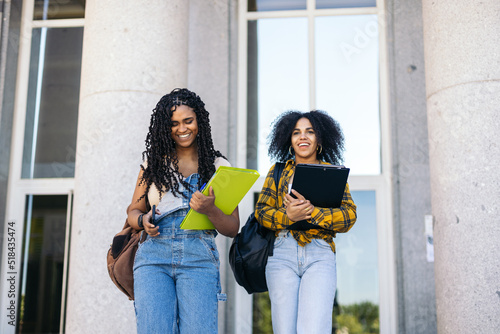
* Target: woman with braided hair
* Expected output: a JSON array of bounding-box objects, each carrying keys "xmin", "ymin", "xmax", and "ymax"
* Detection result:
[{"xmin": 127, "ymin": 88, "xmax": 239, "ymax": 333}]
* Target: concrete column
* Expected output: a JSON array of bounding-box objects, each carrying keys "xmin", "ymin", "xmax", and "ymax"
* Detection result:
[
  {"xmin": 422, "ymin": 1, "xmax": 500, "ymax": 333},
  {"xmin": 387, "ymin": 0, "xmax": 436, "ymax": 332},
  {"xmin": 187, "ymin": 0, "xmax": 232, "ymax": 153},
  {"xmin": 185, "ymin": 2, "xmax": 237, "ymax": 332},
  {"xmin": 66, "ymin": 1, "xmax": 188, "ymax": 333}
]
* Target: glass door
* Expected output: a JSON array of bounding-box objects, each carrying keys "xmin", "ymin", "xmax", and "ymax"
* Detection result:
[
  {"xmin": 334, "ymin": 190, "xmax": 379, "ymax": 332},
  {"xmin": 238, "ymin": 0, "xmax": 396, "ymax": 333},
  {"xmin": 0, "ymin": 1, "xmax": 84, "ymax": 333},
  {"xmin": 1, "ymin": 191, "xmax": 73, "ymax": 334},
  {"xmin": 18, "ymin": 194, "xmax": 73, "ymax": 333}
]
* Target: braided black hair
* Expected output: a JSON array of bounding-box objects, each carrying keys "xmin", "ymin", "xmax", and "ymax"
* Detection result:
[
  {"xmin": 267, "ymin": 110, "xmax": 345, "ymax": 165},
  {"xmin": 140, "ymin": 88, "xmax": 224, "ymax": 199}
]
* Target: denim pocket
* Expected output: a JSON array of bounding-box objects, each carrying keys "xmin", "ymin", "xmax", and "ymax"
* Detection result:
[
  {"xmin": 199, "ymin": 237, "xmax": 220, "ymax": 266},
  {"xmin": 312, "ymin": 238, "xmax": 331, "ymax": 249},
  {"xmin": 138, "ymin": 233, "xmax": 154, "ymax": 248},
  {"xmin": 273, "ymin": 234, "xmax": 286, "ymax": 248}
]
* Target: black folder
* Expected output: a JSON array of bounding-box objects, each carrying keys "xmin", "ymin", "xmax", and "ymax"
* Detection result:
[
  {"xmin": 287, "ymin": 164, "xmax": 350, "ymax": 231},
  {"xmin": 291, "ymin": 164, "xmax": 350, "ymax": 209}
]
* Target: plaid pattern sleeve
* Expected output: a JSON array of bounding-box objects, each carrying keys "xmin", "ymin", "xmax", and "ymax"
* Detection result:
[
  {"xmin": 294, "ymin": 176, "xmax": 357, "ymax": 251},
  {"xmin": 255, "ymin": 160, "xmax": 357, "ymax": 252},
  {"xmin": 309, "ymin": 182, "xmax": 357, "ymax": 233},
  {"xmin": 254, "ymin": 163, "xmax": 293, "ymax": 231}
]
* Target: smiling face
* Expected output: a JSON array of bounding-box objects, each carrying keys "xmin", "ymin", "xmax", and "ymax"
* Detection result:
[
  {"xmin": 291, "ymin": 117, "xmax": 319, "ymax": 164},
  {"xmin": 170, "ymin": 105, "xmax": 198, "ymax": 150}
]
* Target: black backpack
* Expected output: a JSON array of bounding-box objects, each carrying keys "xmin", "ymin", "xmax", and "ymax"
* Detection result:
[{"xmin": 229, "ymin": 163, "xmax": 284, "ymax": 294}]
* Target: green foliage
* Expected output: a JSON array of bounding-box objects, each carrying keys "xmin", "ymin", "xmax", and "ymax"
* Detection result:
[
  {"xmin": 334, "ymin": 301, "xmax": 379, "ymax": 334},
  {"xmin": 252, "ymin": 292, "xmax": 273, "ymax": 334},
  {"xmin": 336, "ymin": 314, "xmax": 364, "ymax": 333},
  {"xmin": 251, "ymin": 292, "xmax": 380, "ymax": 334}
]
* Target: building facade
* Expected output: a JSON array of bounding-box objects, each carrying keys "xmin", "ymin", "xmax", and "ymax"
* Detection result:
[{"xmin": 0, "ymin": 1, "xmax": 498, "ymax": 333}]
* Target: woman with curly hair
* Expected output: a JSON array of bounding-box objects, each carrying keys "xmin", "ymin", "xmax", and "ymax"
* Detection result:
[
  {"xmin": 127, "ymin": 88, "xmax": 239, "ymax": 333},
  {"xmin": 255, "ymin": 110, "xmax": 357, "ymax": 333}
]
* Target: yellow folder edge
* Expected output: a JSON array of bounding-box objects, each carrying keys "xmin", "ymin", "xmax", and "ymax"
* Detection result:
[{"xmin": 180, "ymin": 166, "xmax": 260, "ymax": 230}]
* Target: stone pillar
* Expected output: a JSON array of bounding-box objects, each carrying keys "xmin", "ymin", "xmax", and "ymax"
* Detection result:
[
  {"xmin": 187, "ymin": 0, "xmax": 232, "ymax": 153},
  {"xmin": 65, "ymin": 1, "xmax": 189, "ymax": 333},
  {"xmin": 387, "ymin": 0, "xmax": 437, "ymax": 332},
  {"xmin": 422, "ymin": 1, "xmax": 500, "ymax": 333},
  {"xmin": 185, "ymin": 2, "xmax": 237, "ymax": 332}
]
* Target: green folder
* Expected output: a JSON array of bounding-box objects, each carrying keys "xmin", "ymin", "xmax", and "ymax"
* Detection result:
[{"xmin": 180, "ymin": 166, "xmax": 260, "ymax": 230}]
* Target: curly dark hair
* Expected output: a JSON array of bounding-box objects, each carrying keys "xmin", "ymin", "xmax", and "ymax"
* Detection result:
[
  {"xmin": 140, "ymin": 88, "xmax": 224, "ymax": 199},
  {"xmin": 267, "ymin": 110, "xmax": 345, "ymax": 165}
]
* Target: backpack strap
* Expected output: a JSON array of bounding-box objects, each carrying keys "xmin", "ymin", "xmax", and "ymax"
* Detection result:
[
  {"xmin": 267, "ymin": 162, "xmax": 285, "ymax": 257},
  {"xmin": 272, "ymin": 162, "xmax": 285, "ymax": 187}
]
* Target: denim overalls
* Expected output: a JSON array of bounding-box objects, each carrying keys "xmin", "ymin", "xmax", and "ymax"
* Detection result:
[{"xmin": 133, "ymin": 174, "xmax": 225, "ymax": 334}]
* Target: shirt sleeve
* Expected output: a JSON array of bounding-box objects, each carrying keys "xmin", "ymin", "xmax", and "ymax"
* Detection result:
[
  {"xmin": 308, "ymin": 182, "xmax": 357, "ymax": 233},
  {"xmin": 214, "ymin": 157, "xmax": 231, "ymax": 169},
  {"xmin": 254, "ymin": 164, "xmax": 293, "ymax": 230}
]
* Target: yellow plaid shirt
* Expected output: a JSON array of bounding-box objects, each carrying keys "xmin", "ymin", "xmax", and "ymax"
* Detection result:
[{"xmin": 255, "ymin": 160, "xmax": 357, "ymax": 253}]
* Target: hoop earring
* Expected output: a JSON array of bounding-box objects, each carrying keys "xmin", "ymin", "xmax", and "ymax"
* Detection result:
[
  {"xmin": 289, "ymin": 146, "xmax": 294, "ymax": 156},
  {"xmin": 317, "ymin": 145, "xmax": 323, "ymax": 154}
]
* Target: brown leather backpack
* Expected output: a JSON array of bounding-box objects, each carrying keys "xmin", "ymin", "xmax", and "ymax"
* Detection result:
[{"xmin": 106, "ymin": 219, "xmax": 146, "ymax": 300}]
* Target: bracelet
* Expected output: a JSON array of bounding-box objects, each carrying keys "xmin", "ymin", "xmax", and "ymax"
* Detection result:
[{"xmin": 137, "ymin": 213, "xmax": 145, "ymax": 229}]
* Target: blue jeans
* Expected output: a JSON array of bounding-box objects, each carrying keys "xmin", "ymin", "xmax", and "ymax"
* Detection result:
[
  {"xmin": 133, "ymin": 209, "xmax": 225, "ymax": 334},
  {"xmin": 266, "ymin": 231, "xmax": 337, "ymax": 334}
]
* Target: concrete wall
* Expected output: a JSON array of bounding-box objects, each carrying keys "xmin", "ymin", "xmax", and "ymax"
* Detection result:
[
  {"xmin": 387, "ymin": 0, "xmax": 437, "ymax": 333},
  {"xmin": 186, "ymin": 1, "xmax": 238, "ymax": 331},
  {"xmin": 422, "ymin": 1, "xmax": 500, "ymax": 333},
  {"xmin": 65, "ymin": 1, "xmax": 236, "ymax": 333}
]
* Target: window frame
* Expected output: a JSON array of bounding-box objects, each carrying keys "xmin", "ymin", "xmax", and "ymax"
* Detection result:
[
  {"xmin": 0, "ymin": 1, "xmax": 83, "ymax": 332},
  {"xmin": 236, "ymin": 0, "xmax": 397, "ymax": 333}
]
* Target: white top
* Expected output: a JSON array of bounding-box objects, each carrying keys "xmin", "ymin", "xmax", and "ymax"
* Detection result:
[{"xmin": 142, "ymin": 157, "xmax": 231, "ymax": 216}]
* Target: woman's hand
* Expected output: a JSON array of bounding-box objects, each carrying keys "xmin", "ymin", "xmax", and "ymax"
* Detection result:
[
  {"xmin": 143, "ymin": 207, "xmax": 161, "ymax": 237},
  {"xmin": 190, "ymin": 186, "xmax": 217, "ymax": 215},
  {"xmin": 189, "ymin": 186, "xmax": 240, "ymax": 237},
  {"xmin": 284, "ymin": 189, "xmax": 315, "ymax": 222}
]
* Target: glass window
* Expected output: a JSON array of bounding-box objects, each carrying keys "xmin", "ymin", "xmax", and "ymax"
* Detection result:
[
  {"xmin": 244, "ymin": 4, "xmax": 389, "ymax": 334},
  {"xmin": 247, "ymin": 18, "xmax": 309, "ymax": 172},
  {"xmin": 248, "ymin": 15, "xmax": 381, "ymax": 175},
  {"xmin": 18, "ymin": 195, "xmax": 69, "ymax": 333},
  {"xmin": 315, "ymin": 15, "xmax": 380, "ymax": 175},
  {"xmin": 252, "ymin": 190, "xmax": 379, "ymax": 333},
  {"xmin": 316, "ymin": 0, "xmax": 376, "ymax": 9},
  {"xmin": 21, "ymin": 27, "xmax": 83, "ymax": 179},
  {"xmin": 334, "ymin": 190, "xmax": 379, "ymax": 332},
  {"xmin": 248, "ymin": 0, "xmax": 306, "ymax": 12},
  {"xmin": 34, "ymin": 0, "xmax": 86, "ymax": 20}
]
